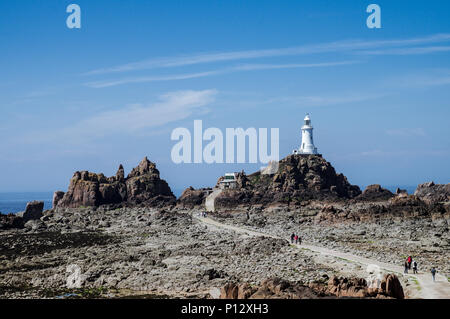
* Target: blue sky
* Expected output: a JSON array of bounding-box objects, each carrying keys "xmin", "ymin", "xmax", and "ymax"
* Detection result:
[{"xmin": 1, "ymin": 0, "xmax": 449, "ymax": 195}]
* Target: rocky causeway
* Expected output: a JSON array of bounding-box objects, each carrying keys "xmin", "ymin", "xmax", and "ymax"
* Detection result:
[{"xmin": 0, "ymin": 156, "xmax": 449, "ymax": 299}]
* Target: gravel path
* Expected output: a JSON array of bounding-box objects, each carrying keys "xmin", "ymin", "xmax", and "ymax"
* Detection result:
[{"xmin": 194, "ymin": 213, "xmax": 450, "ymax": 299}]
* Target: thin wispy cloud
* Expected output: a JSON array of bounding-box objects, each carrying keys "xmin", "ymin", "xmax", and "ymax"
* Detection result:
[
  {"xmin": 358, "ymin": 45, "xmax": 450, "ymax": 55},
  {"xmin": 385, "ymin": 128, "xmax": 426, "ymax": 137},
  {"xmin": 86, "ymin": 61, "xmax": 359, "ymax": 88},
  {"xmin": 255, "ymin": 92, "xmax": 387, "ymax": 108},
  {"xmin": 389, "ymin": 70, "xmax": 450, "ymax": 88},
  {"xmin": 85, "ymin": 33, "xmax": 450, "ymax": 75},
  {"xmin": 86, "ymin": 71, "xmax": 219, "ymax": 88},
  {"xmin": 15, "ymin": 89, "xmax": 218, "ymax": 145}
]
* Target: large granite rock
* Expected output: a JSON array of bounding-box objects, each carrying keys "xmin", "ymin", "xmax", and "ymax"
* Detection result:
[
  {"xmin": 52, "ymin": 191, "xmax": 65, "ymax": 208},
  {"xmin": 214, "ymin": 154, "xmax": 361, "ymax": 209},
  {"xmin": 380, "ymin": 274, "xmax": 404, "ymax": 299},
  {"xmin": 0, "ymin": 213, "xmax": 24, "ymax": 229},
  {"xmin": 2, "ymin": 201, "xmax": 44, "ymax": 229},
  {"xmin": 17, "ymin": 201, "xmax": 44, "ymax": 222},
  {"xmin": 177, "ymin": 187, "xmax": 212, "ymax": 208},
  {"xmin": 220, "ymin": 278, "xmax": 327, "ymax": 299},
  {"xmin": 414, "ymin": 182, "xmax": 450, "ymax": 204},
  {"xmin": 55, "ymin": 157, "xmax": 175, "ymax": 209},
  {"xmin": 324, "ymin": 274, "xmax": 404, "ymax": 299},
  {"xmin": 125, "ymin": 157, "xmax": 175, "ymax": 205},
  {"xmin": 356, "ymin": 184, "xmax": 394, "ymax": 202},
  {"xmin": 220, "ymin": 275, "xmax": 404, "ymax": 299}
]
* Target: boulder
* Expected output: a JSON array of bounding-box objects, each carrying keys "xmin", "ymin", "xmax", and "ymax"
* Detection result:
[
  {"xmin": 325, "ymin": 274, "xmax": 404, "ymax": 299},
  {"xmin": 380, "ymin": 274, "xmax": 404, "ymax": 299},
  {"xmin": 24, "ymin": 219, "xmax": 46, "ymax": 231},
  {"xmin": 0, "ymin": 213, "xmax": 24, "ymax": 229},
  {"xmin": 326, "ymin": 276, "xmax": 368, "ymax": 298},
  {"xmin": 357, "ymin": 184, "xmax": 394, "ymax": 201},
  {"xmin": 177, "ymin": 187, "xmax": 212, "ymax": 208},
  {"xmin": 220, "ymin": 278, "xmax": 329, "ymax": 299},
  {"xmin": 395, "ymin": 188, "xmax": 408, "ymax": 196},
  {"xmin": 415, "ymin": 182, "xmax": 450, "ymax": 204},
  {"xmin": 17, "ymin": 201, "xmax": 44, "ymax": 222},
  {"xmin": 52, "ymin": 191, "xmax": 65, "ymax": 208}
]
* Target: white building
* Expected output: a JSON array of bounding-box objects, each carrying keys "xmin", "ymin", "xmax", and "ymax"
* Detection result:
[
  {"xmin": 294, "ymin": 113, "xmax": 318, "ymax": 155},
  {"xmin": 219, "ymin": 173, "xmax": 237, "ymax": 189}
]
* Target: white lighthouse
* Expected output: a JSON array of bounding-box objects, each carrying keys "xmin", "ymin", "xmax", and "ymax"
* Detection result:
[{"xmin": 296, "ymin": 113, "xmax": 318, "ymax": 155}]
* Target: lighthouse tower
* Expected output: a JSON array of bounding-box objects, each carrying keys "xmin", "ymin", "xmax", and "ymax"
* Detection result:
[{"xmin": 297, "ymin": 113, "xmax": 318, "ymax": 155}]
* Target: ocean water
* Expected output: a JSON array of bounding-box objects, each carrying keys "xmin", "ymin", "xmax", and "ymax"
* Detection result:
[{"xmin": 0, "ymin": 192, "xmax": 53, "ymax": 214}]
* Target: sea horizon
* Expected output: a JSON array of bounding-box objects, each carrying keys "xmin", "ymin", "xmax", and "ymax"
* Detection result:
[{"xmin": 0, "ymin": 192, "xmax": 53, "ymax": 215}]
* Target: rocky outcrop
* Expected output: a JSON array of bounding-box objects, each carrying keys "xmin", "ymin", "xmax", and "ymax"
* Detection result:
[
  {"xmin": 356, "ymin": 184, "xmax": 394, "ymax": 202},
  {"xmin": 314, "ymin": 193, "xmax": 447, "ymax": 224},
  {"xmin": 0, "ymin": 213, "xmax": 24, "ymax": 229},
  {"xmin": 220, "ymin": 282, "xmax": 255, "ymax": 299},
  {"xmin": 214, "ymin": 154, "xmax": 361, "ymax": 209},
  {"xmin": 52, "ymin": 191, "xmax": 65, "ymax": 208},
  {"xmin": 220, "ymin": 278, "xmax": 329, "ymax": 299},
  {"xmin": 396, "ymin": 188, "xmax": 408, "ymax": 196},
  {"xmin": 125, "ymin": 158, "xmax": 174, "ymax": 205},
  {"xmin": 220, "ymin": 274, "xmax": 404, "ymax": 299},
  {"xmin": 323, "ymin": 274, "xmax": 404, "ymax": 299},
  {"xmin": 177, "ymin": 187, "xmax": 212, "ymax": 208},
  {"xmin": 380, "ymin": 274, "xmax": 404, "ymax": 299},
  {"xmin": 325, "ymin": 276, "xmax": 369, "ymax": 298},
  {"xmin": 1, "ymin": 201, "xmax": 44, "ymax": 230},
  {"xmin": 55, "ymin": 157, "xmax": 175, "ymax": 209},
  {"xmin": 414, "ymin": 182, "xmax": 450, "ymax": 204},
  {"xmin": 17, "ymin": 201, "xmax": 44, "ymax": 222}
]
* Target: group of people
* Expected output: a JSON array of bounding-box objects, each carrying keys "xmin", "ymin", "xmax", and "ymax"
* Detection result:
[
  {"xmin": 404, "ymin": 256, "xmax": 418, "ymax": 274},
  {"xmin": 404, "ymin": 256, "xmax": 439, "ymax": 282},
  {"xmin": 198, "ymin": 211, "xmax": 208, "ymax": 218},
  {"xmin": 290, "ymin": 233, "xmax": 302, "ymax": 245}
]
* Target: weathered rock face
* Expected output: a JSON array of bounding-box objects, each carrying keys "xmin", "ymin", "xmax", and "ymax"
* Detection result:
[
  {"xmin": 18, "ymin": 201, "xmax": 44, "ymax": 222},
  {"xmin": 356, "ymin": 184, "xmax": 394, "ymax": 202},
  {"xmin": 314, "ymin": 193, "xmax": 448, "ymax": 224},
  {"xmin": 52, "ymin": 191, "xmax": 65, "ymax": 208},
  {"xmin": 323, "ymin": 274, "xmax": 404, "ymax": 299},
  {"xmin": 2, "ymin": 201, "xmax": 44, "ymax": 230},
  {"xmin": 220, "ymin": 278, "xmax": 328, "ymax": 299},
  {"xmin": 0, "ymin": 213, "xmax": 24, "ymax": 229},
  {"xmin": 396, "ymin": 188, "xmax": 408, "ymax": 196},
  {"xmin": 125, "ymin": 158, "xmax": 174, "ymax": 205},
  {"xmin": 214, "ymin": 154, "xmax": 361, "ymax": 209},
  {"xmin": 177, "ymin": 187, "xmax": 211, "ymax": 208},
  {"xmin": 56, "ymin": 157, "xmax": 175, "ymax": 209},
  {"xmin": 414, "ymin": 182, "xmax": 450, "ymax": 204},
  {"xmin": 325, "ymin": 276, "xmax": 369, "ymax": 298},
  {"xmin": 380, "ymin": 274, "xmax": 404, "ymax": 299},
  {"xmin": 220, "ymin": 274, "xmax": 404, "ymax": 299}
]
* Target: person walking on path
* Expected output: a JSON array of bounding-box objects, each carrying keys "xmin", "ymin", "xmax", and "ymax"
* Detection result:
[
  {"xmin": 412, "ymin": 260, "xmax": 418, "ymax": 274},
  {"xmin": 298, "ymin": 236, "xmax": 302, "ymax": 245},
  {"xmin": 294, "ymin": 235, "xmax": 299, "ymax": 244},
  {"xmin": 407, "ymin": 256, "xmax": 412, "ymax": 269},
  {"xmin": 404, "ymin": 261, "xmax": 409, "ymax": 274},
  {"xmin": 290, "ymin": 233, "xmax": 295, "ymax": 244},
  {"xmin": 431, "ymin": 267, "xmax": 437, "ymax": 282}
]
